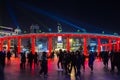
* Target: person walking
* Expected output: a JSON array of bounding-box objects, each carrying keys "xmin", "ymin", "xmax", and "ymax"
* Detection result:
[
  {"xmin": 0, "ymin": 51, "xmax": 6, "ymax": 70},
  {"xmin": 88, "ymin": 51, "xmax": 95, "ymax": 72},
  {"xmin": 28, "ymin": 51, "xmax": 33, "ymax": 69},
  {"xmin": 76, "ymin": 51, "xmax": 82, "ymax": 77},
  {"xmin": 39, "ymin": 52, "xmax": 48, "ymax": 77},
  {"xmin": 21, "ymin": 52, "xmax": 26, "ymax": 69},
  {"xmin": 7, "ymin": 51, "xmax": 11, "ymax": 63},
  {"xmin": 70, "ymin": 51, "xmax": 77, "ymax": 74},
  {"xmin": 34, "ymin": 52, "xmax": 38, "ymax": 67},
  {"xmin": 57, "ymin": 49, "xmax": 64, "ymax": 70},
  {"xmin": 81, "ymin": 52, "xmax": 86, "ymax": 71}
]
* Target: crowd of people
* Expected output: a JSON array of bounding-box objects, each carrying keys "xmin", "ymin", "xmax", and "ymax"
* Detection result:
[
  {"xmin": 0, "ymin": 50, "xmax": 12, "ymax": 71},
  {"xmin": 20, "ymin": 51, "xmax": 49, "ymax": 77},
  {"xmin": 100, "ymin": 50, "xmax": 120, "ymax": 73},
  {"xmin": 20, "ymin": 51, "xmax": 39, "ymax": 69},
  {"xmin": 57, "ymin": 49, "xmax": 94, "ymax": 77},
  {"xmin": 0, "ymin": 48, "xmax": 120, "ymax": 78}
]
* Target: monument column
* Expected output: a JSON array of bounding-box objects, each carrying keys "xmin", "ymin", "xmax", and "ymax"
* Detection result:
[
  {"xmin": 0, "ymin": 38, "xmax": 3, "ymax": 51},
  {"xmin": 18, "ymin": 38, "xmax": 21, "ymax": 54},
  {"xmin": 66, "ymin": 36, "xmax": 70, "ymax": 51},
  {"xmin": 98, "ymin": 38, "xmax": 101, "ymax": 56},
  {"xmin": 83, "ymin": 36, "xmax": 87, "ymax": 55},
  {"xmin": 7, "ymin": 38, "xmax": 11, "ymax": 52},
  {"xmin": 48, "ymin": 36, "xmax": 52, "ymax": 55},
  {"xmin": 31, "ymin": 37, "xmax": 35, "ymax": 54}
]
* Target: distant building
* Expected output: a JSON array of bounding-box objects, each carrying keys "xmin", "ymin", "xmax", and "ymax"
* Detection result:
[
  {"xmin": 30, "ymin": 24, "xmax": 39, "ymax": 33},
  {"xmin": 0, "ymin": 26, "xmax": 14, "ymax": 36},
  {"xmin": 0, "ymin": 26, "xmax": 20, "ymax": 51},
  {"xmin": 14, "ymin": 27, "xmax": 22, "ymax": 35},
  {"xmin": 0, "ymin": 26, "xmax": 21, "ymax": 36}
]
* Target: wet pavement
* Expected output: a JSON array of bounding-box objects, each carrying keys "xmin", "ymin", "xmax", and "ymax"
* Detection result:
[{"xmin": 0, "ymin": 57, "xmax": 120, "ymax": 80}]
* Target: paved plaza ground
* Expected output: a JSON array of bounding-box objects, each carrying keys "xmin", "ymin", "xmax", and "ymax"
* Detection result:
[{"xmin": 0, "ymin": 57, "xmax": 120, "ymax": 80}]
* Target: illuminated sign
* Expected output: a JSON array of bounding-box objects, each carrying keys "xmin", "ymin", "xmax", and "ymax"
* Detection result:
[{"xmin": 58, "ymin": 36, "xmax": 62, "ymax": 43}]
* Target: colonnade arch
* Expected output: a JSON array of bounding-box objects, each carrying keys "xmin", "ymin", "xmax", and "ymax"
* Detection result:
[{"xmin": 0, "ymin": 33, "xmax": 120, "ymax": 56}]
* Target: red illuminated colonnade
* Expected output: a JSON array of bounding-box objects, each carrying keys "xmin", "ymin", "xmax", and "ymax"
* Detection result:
[{"xmin": 0, "ymin": 33, "xmax": 120, "ymax": 55}]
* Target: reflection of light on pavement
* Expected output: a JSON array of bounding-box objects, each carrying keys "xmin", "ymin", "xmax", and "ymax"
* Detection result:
[{"xmin": 4, "ymin": 56, "xmax": 120, "ymax": 80}]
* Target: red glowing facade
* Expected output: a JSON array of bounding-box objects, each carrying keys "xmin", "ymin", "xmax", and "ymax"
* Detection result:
[{"xmin": 0, "ymin": 33, "xmax": 120, "ymax": 55}]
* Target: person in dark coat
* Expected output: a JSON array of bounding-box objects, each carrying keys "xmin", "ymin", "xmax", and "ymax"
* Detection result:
[
  {"xmin": 113, "ymin": 51, "xmax": 120, "ymax": 74},
  {"xmin": 57, "ymin": 49, "xmax": 64, "ymax": 70},
  {"xmin": 0, "ymin": 51, "xmax": 6, "ymax": 70},
  {"xmin": 110, "ymin": 50, "xmax": 114, "ymax": 72},
  {"xmin": 88, "ymin": 51, "xmax": 95, "ymax": 72},
  {"xmin": 70, "ymin": 51, "xmax": 77, "ymax": 74},
  {"xmin": 117, "ymin": 51, "xmax": 120, "ymax": 74},
  {"xmin": 63, "ymin": 50, "xmax": 71, "ymax": 75},
  {"xmin": 21, "ymin": 52, "xmax": 26, "ymax": 69},
  {"xmin": 7, "ymin": 51, "xmax": 11, "ymax": 63},
  {"xmin": 103, "ymin": 51, "xmax": 109, "ymax": 68},
  {"xmin": 34, "ymin": 52, "xmax": 38, "ymax": 67},
  {"xmin": 28, "ymin": 51, "xmax": 33, "ymax": 69},
  {"xmin": 0, "ymin": 50, "xmax": 5, "ymax": 80},
  {"xmin": 81, "ymin": 52, "xmax": 86, "ymax": 70},
  {"xmin": 50, "ymin": 51, "xmax": 55, "ymax": 61},
  {"xmin": 39, "ymin": 52, "xmax": 48, "ymax": 77},
  {"xmin": 76, "ymin": 51, "xmax": 82, "ymax": 76}
]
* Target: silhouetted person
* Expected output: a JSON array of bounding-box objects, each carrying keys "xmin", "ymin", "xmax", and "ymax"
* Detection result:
[
  {"xmin": 88, "ymin": 52, "xmax": 95, "ymax": 72},
  {"xmin": 50, "ymin": 51, "xmax": 55, "ymax": 61},
  {"xmin": 21, "ymin": 52, "xmax": 26, "ymax": 69},
  {"xmin": 34, "ymin": 52, "xmax": 38, "ymax": 67},
  {"xmin": 0, "ymin": 51, "xmax": 6, "ymax": 70},
  {"xmin": 112, "ymin": 51, "xmax": 120, "ymax": 74},
  {"xmin": 81, "ymin": 53, "xmax": 86, "ymax": 70},
  {"xmin": 103, "ymin": 51, "xmax": 109, "ymax": 68},
  {"xmin": 28, "ymin": 51, "xmax": 33, "ymax": 69},
  {"xmin": 63, "ymin": 50, "xmax": 71, "ymax": 75},
  {"xmin": 117, "ymin": 51, "xmax": 120, "ymax": 74},
  {"xmin": 7, "ymin": 51, "xmax": 11, "ymax": 63},
  {"xmin": 57, "ymin": 49, "xmax": 64, "ymax": 70},
  {"xmin": 76, "ymin": 51, "xmax": 82, "ymax": 77},
  {"xmin": 39, "ymin": 52, "xmax": 48, "ymax": 77},
  {"xmin": 0, "ymin": 50, "xmax": 6, "ymax": 80},
  {"xmin": 110, "ymin": 50, "xmax": 115, "ymax": 72},
  {"xmin": 70, "ymin": 51, "xmax": 77, "ymax": 74},
  {"xmin": 0, "ymin": 60, "xmax": 5, "ymax": 80}
]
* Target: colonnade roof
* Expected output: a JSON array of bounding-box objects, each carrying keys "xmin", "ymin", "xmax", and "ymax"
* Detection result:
[{"xmin": 0, "ymin": 33, "xmax": 120, "ymax": 40}]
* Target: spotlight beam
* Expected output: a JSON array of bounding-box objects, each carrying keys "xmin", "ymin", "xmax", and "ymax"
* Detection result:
[
  {"xmin": 16, "ymin": 1, "xmax": 86, "ymax": 32},
  {"xmin": 26, "ymin": 12, "xmax": 49, "ymax": 30},
  {"xmin": 6, "ymin": 0, "xmax": 19, "ymax": 28}
]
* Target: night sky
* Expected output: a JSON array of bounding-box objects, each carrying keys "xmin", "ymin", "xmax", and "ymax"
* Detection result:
[{"xmin": 0, "ymin": 0, "xmax": 120, "ymax": 34}]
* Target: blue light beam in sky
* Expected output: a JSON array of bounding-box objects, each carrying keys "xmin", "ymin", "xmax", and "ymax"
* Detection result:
[
  {"xmin": 6, "ymin": 0, "xmax": 19, "ymax": 28},
  {"xmin": 17, "ymin": 1, "xmax": 86, "ymax": 32}
]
